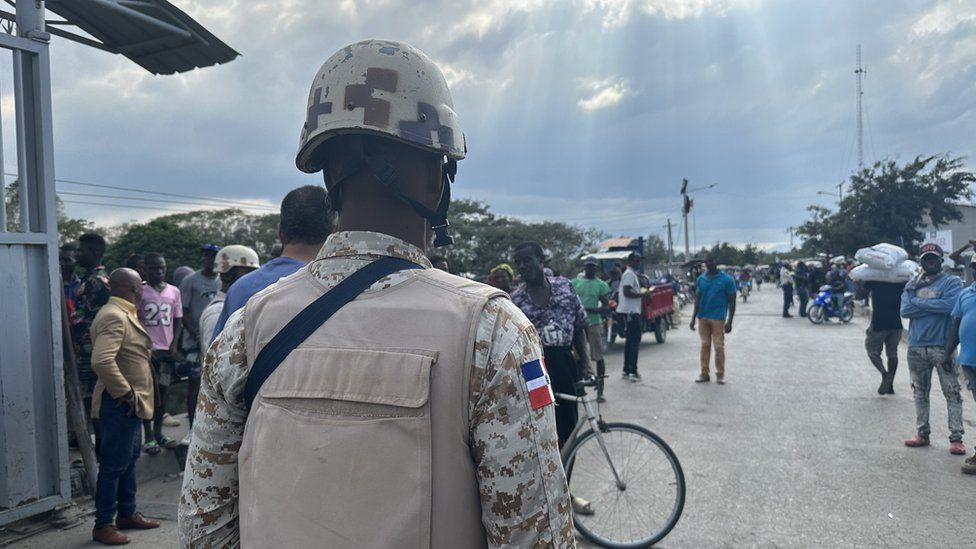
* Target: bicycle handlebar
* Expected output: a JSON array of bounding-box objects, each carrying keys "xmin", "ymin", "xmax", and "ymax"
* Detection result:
[{"xmin": 574, "ymin": 375, "xmax": 605, "ymax": 390}]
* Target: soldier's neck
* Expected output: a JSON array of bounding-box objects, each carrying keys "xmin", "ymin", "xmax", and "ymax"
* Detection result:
[{"xmin": 337, "ymin": 209, "xmax": 428, "ymax": 253}]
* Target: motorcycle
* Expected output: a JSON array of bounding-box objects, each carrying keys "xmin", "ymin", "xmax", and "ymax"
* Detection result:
[
  {"xmin": 676, "ymin": 283, "xmax": 692, "ymax": 308},
  {"xmin": 738, "ymin": 280, "xmax": 751, "ymax": 302},
  {"xmin": 807, "ymin": 285, "xmax": 854, "ymax": 324}
]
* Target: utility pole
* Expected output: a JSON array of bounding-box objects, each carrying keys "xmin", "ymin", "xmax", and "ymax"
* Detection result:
[
  {"xmin": 817, "ymin": 181, "xmax": 844, "ymax": 203},
  {"xmin": 665, "ymin": 218, "xmax": 674, "ymax": 273},
  {"xmin": 680, "ymin": 178, "xmax": 691, "ymax": 260},
  {"xmin": 679, "ymin": 178, "xmax": 717, "ymax": 260},
  {"xmin": 787, "ymin": 226, "xmax": 795, "ymax": 250},
  {"xmin": 855, "ymin": 44, "xmax": 866, "ymax": 168}
]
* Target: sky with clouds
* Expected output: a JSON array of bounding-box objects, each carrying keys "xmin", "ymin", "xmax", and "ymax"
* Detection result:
[{"xmin": 7, "ymin": 0, "xmax": 975, "ymax": 251}]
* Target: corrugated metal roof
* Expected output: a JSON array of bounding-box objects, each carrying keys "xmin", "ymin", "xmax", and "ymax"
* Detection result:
[
  {"xmin": 581, "ymin": 250, "xmax": 632, "ymax": 261},
  {"xmin": 47, "ymin": 0, "xmax": 239, "ymax": 75},
  {"xmin": 599, "ymin": 237, "xmax": 638, "ymax": 250}
]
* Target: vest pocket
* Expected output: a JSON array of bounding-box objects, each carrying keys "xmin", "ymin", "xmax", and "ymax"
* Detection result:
[{"xmin": 240, "ymin": 348, "xmax": 434, "ymax": 549}]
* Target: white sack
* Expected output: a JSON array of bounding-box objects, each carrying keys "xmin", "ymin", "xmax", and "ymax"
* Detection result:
[
  {"xmin": 854, "ymin": 243, "xmax": 909, "ymax": 269},
  {"xmin": 849, "ymin": 260, "xmax": 918, "ymax": 283}
]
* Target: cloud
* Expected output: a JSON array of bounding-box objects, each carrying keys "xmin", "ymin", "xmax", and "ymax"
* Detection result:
[
  {"xmin": 437, "ymin": 61, "xmax": 512, "ymax": 90},
  {"xmin": 911, "ymin": 0, "xmax": 976, "ymax": 37},
  {"xmin": 577, "ymin": 78, "xmax": 632, "ymax": 111},
  {"xmin": 438, "ymin": 0, "xmax": 548, "ymax": 42},
  {"xmin": 582, "ymin": 0, "xmax": 750, "ymax": 28}
]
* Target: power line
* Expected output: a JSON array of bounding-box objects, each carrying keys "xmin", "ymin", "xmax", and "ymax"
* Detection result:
[
  {"xmin": 516, "ymin": 208, "xmax": 671, "ymax": 224},
  {"xmin": 3, "ymin": 172, "xmax": 278, "ymax": 211},
  {"xmin": 566, "ymin": 208, "xmax": 672, "ymax": 222},
  {"xmin": 60, "ymin": 199, "xmax": 198, "ymax": 213},
  {"xmin": 57, "ymin": 190, "xmax": 279, "ymax": 212}
]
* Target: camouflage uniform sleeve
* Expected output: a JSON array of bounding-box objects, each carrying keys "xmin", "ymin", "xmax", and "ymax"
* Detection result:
[
  {"xmin": 178, "ymin": 308, "xmax": 250, "ymax": 549},
  {"xmin": 469, "ymin": 297, "xmax": 574, "ymax": 548}
]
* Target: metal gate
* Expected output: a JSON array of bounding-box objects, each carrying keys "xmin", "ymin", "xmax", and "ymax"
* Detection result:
[{"xmin": 0, "ymin": 4, "xmax": 69, "ymax": 524}]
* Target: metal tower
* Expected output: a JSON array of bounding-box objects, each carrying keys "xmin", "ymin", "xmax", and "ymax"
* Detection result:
[{"xmin": 855, "ymin": 45, "xmax": 866, "ymax": 168}]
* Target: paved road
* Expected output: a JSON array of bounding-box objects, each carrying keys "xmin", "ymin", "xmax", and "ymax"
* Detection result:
[
  {"xmin": 585, "ymin": 285, "xmax": 975, "ymax": 548},
  {"xmin": 20, "ymin": 286, "xmax": 976, "ymax": 547}
]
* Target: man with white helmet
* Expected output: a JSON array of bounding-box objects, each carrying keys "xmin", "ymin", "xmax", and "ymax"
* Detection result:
[
  {"xmin": 179, "ymin": 245, "xmax": 260, "ymax": 448},
  {"xmin": 179, "ymin": 40, "xmax": 573, "ymax": 548},
  {"xmin": 197, "ymin": 245, "xmax": 261, "ymax": 353}
]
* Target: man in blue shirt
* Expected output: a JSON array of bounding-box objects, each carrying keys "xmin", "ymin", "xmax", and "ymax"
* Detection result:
[
  {"xmin": 690, "ymin": 256, "xmax": 737, "ymax": 384},
  {"xmin": 900, "ymin": 243, "xmax": 965, "ymax": 454},
  {"xmin": 945, "ymin": 252, "xmax": 976, "ymax": 474},
  {"xmin": 210, "ymin": 186, "xmax": 332, "ymax": 343}
]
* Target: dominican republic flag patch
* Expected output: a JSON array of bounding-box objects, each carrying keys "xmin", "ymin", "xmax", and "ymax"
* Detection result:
[{"xmin": 521, "ymin": 358, "xmax": 555, "ymax": 411}]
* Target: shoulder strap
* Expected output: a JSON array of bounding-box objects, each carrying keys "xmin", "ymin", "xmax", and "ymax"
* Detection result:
[{"xmin": 243, "ymin": 256, "xmax": 422, "ymax": 410}]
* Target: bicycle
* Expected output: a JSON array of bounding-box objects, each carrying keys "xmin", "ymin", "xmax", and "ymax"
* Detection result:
[{"xmin": 558, "ymin": 378, "xmax": 686, "ymax": 548}]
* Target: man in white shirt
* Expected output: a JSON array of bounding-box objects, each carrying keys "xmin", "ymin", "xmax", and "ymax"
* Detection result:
[{"xmin": 619, "ymin": 252, "xmax": 647, "ymax": 381}]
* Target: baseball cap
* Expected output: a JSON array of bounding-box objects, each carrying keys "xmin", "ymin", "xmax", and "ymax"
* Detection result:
[
  {"xmin": 583, "ymin": 256, "xmax": 599, "ymax": 266},
  {"xmin": 201, "ymin": 243, "xmax": 221, "ymax": 252},
  {"xmin": 918, "ymin": 243, "xmax": 943, "ymax": 259}
]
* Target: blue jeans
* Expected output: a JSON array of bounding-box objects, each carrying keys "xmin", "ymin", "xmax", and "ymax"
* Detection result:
[{"xmin": 95, "ymin": 392, "xmax": 142, "ymax": 527}]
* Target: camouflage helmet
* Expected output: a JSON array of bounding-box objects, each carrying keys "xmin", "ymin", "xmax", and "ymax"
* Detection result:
[
  {"xmin": 214, "ymin": 245, "xmax": 260, "ymax": 275},
  {"xmin": 296, "ymin": 39, "xmax": 465, "ymax": 174}
]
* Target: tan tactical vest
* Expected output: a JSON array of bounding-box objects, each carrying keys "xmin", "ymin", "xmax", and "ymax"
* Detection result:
[{"xmin": 239, "ymin": 266, "xmax": 503, "ymax": 549}]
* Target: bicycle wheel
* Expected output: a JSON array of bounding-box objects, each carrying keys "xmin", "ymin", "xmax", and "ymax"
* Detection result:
[{"xmin": 564, "ymin": 423, "xmax": 685, "ymax": 548}]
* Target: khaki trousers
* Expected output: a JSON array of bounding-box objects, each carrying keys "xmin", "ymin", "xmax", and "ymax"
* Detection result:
[{"xmin": 698, "ymin": 318, "xmax": 726, "ymax": 377}]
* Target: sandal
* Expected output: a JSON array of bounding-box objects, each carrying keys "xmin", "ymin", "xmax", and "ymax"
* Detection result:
[
  {"xmin": 158, "ymin": 436, "xmax": 179, "ymax": 450},
  {"xmin": 143, "ymin": 440, "xmax": 160, "ymax": 455}
]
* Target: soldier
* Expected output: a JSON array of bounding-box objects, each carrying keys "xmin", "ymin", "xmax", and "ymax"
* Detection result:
[
  {"xmin": 197, "ymin": 245, "xmax": 261, "ymax": 350},
  {"xmin": 179, "ymin": 40, "xmax": 574, "ymax": 548}
]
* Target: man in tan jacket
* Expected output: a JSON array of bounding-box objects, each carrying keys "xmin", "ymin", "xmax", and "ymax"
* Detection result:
[{"xmin": 90, "ymin": 268, "xmax": 161, "ymax": 545}]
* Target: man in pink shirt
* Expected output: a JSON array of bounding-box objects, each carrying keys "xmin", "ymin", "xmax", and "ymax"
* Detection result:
[{"xmin": 138, "ymin": 252, "xmax": 183, "ymax": 454}]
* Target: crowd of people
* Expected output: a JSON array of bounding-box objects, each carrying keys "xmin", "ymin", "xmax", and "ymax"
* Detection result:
[
  {"xmin": 769, "ymin": 244, "xmax": 976, "ymax": 474},
  {"xmin": 59, "ymin": 38, "xmax": 975, "ymax": 548},
  {"xmin": 63, "ymin": 185, "xmax": 331, "ymax": 545},
  {"xmin": 776, "ymin": 256, "xmax": 853, "ymax": 319},
  {"xmin": 68, "ymin": 190, "xmax": 689, "ymax": 545},
  {"xmin": 65, "ymin": 189, "xmax": 976, "ymax": 547}
]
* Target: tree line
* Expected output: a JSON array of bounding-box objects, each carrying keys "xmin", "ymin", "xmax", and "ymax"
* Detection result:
[
  {"xmin": 796, "ymin": 154, "xmax": 975, "ymax": 257},
  {"xmin": 6, "ymin": 180, "xmax": 797, "ymax": 276}
]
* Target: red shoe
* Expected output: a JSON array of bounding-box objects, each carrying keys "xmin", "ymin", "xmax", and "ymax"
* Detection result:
[
  {"xmin": 904, "ymin": 434, "xmax": 930, "ymax": 447},
  {"xmin": 949, "ymin": 441, "xmax": 966, "ymax": 455},
  {"xmin": 92, "ymin": 525, "xmax": 130, "ymax": 545}
]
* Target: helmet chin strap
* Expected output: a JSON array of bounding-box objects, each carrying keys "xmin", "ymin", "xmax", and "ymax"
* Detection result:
[{"xmin": 330, "ymin": 136, "xmax": 456, "ymax": 247}]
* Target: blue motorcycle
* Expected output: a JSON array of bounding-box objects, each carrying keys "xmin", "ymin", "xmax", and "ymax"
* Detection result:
[{"xmin": 807, "ymin": 285, "xmax": 854, "ymax": 324}]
